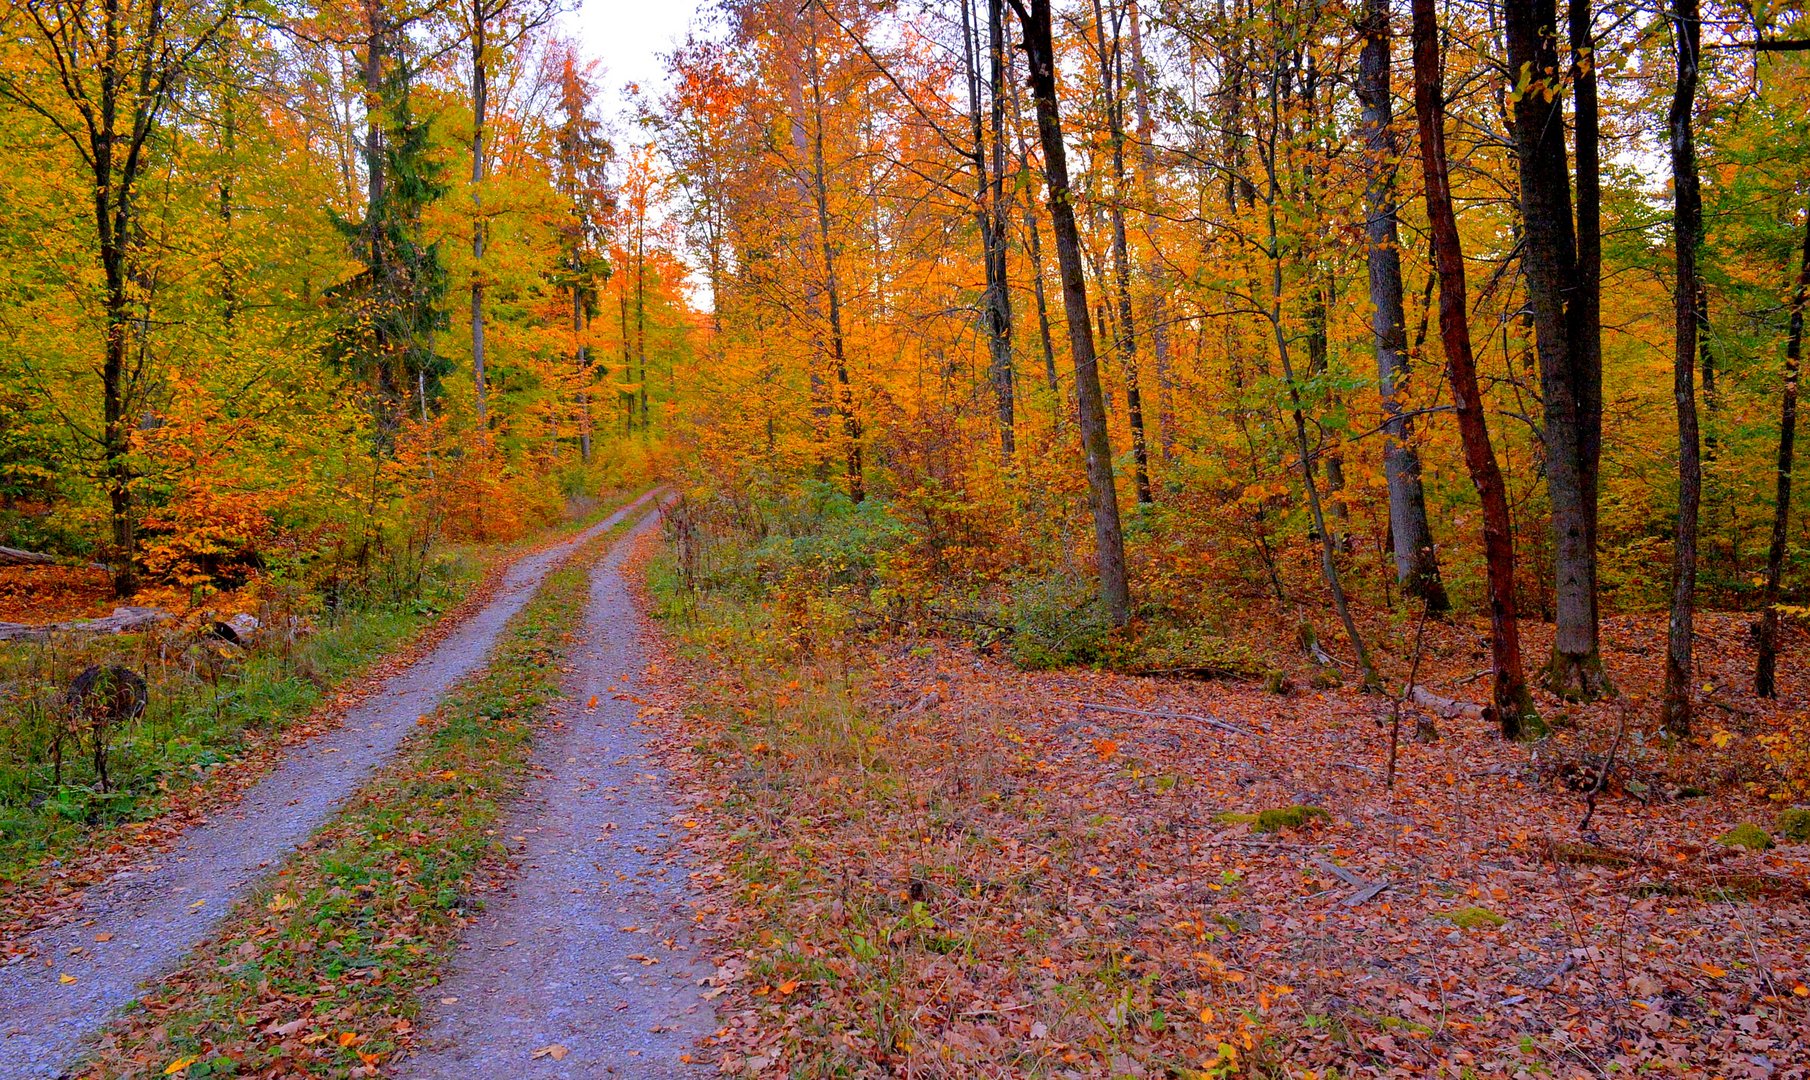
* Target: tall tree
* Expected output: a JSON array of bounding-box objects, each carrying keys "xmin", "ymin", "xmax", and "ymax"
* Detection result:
[
  {"xmin": 1125, "ymin": 0, "xmax": 1173, "ymax": 461},
  {"xmin": 464, "ymin": 0, "xmax": 555, "ymax": 426},
  {"xmin": 1356, "ymin": 0, "xmax": 1446, "ymax": 612},
  {"xmin": 1661, "ymin": 0, "xmax": 1703, "ymax": 734},
  {"xmin": 1412, "ymin": 0, "xmax": 1538, "ymax": 736},
  {"xmin": 1256, "ymin": 31, "xmax": 1377, "ymax": 691},
  {"xmin": 328, "ymin": 0, "xmax": 449, "ymax": 436},
  {"xmin": 962, "ymin": 0, "xmax": 1015, "ymax": 459},
  {"xmin": 1755, "ymin": 210, "xmax": 1810, "ymax": 697},
  {"xmin": 1005, "ymin": 0, "xmax": 1131, "ymax": 623},
  {"xmin": 0, "ymin": 0, "xmax": 237, "ymax": 595},
  {"xmin": 1506, "ymin": 0, "xmax": 1607, "ymax": 700},
  {"xmin": 1091, "ymin": 0, "xmax": 1153, "ymax": 504}
]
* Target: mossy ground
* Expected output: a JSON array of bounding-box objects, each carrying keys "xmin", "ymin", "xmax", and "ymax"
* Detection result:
[
  {"xmin": 1717, "ymin": 822, "xmax": 1774, "ymax": 851},
  {"xmin": 1215, "ymin": 804, "xmax": 1330, "ymax": 833}
]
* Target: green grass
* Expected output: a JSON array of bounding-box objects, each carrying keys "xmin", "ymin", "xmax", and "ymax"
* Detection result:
[
  {"xmin": 81, "ymin": 525, "xmax": 618, "ymax": 1078},
  {"xmin": 0, "ymin": 557, "xmax": 478, "ymax": 881}
]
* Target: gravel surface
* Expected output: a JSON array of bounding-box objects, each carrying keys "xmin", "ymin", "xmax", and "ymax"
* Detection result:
[
  {"xmin": 0, "ymin": 491, "xmax": 659, "ymax": 1080},
  {"xmin": 402, "ymin": 508, "xmax": 713, "ymax": 1079}
]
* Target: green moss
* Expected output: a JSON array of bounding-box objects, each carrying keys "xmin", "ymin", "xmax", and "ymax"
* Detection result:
[
  {"xmin": 1717, "ymin": 822, "xmax": 1774, "ymax": 851},
  {"xmin": 1216, "ymin": 804, "xmax": 1329, "ymax": 832},
  {"xmin": 1774, "ymin": 807, "xmax": 1810, "ymax": 844},
  {"xmin": 1440, "ymin": 906, "xmax": 1506, "ymax": 931}
]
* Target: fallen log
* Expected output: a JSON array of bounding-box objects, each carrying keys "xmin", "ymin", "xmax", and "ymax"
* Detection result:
[
  {"xmin": 1409, "ymin": 685, "xmax": 1484, "ymax": 719},
  {"xmin": 0, "ymin": 545, "xmax": 56, "ymax": 566},
  {"xmin": 1078, "ymin": 700, "xmax": 1261, "ymax": 737},
  {"xmin": 0, "ymin": 606, "xmax": 173, "ymax": 643}
]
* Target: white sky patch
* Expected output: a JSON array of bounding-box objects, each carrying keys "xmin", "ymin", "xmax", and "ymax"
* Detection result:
[{"xmin": 566, "ymin": 0, "xmax": 704, "ymax": 116}]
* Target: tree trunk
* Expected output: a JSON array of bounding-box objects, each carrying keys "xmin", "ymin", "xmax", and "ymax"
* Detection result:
[
  {"xmin": 1756, "ymin": 210, "xmax": 1810, "ymax": 697},
  {"xmin": 1507, "ymin": 0, "xmax": 1607, "ymax": 700},
  {"xmin": 1008, "ymin": 65, "xmax": 1062, "ymax": 407},
  {"xmin": 1661, "ymin": 0, "xmax": 1703, "ymax": 735},
  {"xmin": 1126, "ymin": 0, "xmax": 1174, "ymax": 461},
  {"xmin": 1258, "ymin": 59, "xmax": 1377, "ymax": 692},
  {"xmin": 1358, "ymin": 0, "xmax": 1447, "ymax": 612},
  {"xmin": 470, "ymin": 2, "xmax": 489, "ymax": 424},
  {"xmin": 1008, "ymin": 0, "xmax": 1131, "ymax": 623},
  {"xmin": 1413, "ymin": 0, "xmax": 1539, "ymax": 737},
  {"xmin": 635, "ymin": 204, "xmax": 649, "ymax": 431},
  {"xmin": 964, "ymin": 0, "xmax": 1015, "ymax": 461},
  {"xmin": 1570, "ymin": 0, "xmax": 1606, "ymax": 654},
  {"xmin": 806, "ymin": 22, "xmax": 863, "ymax": 502},
  {"xmin": 1094, "ymin": 0, "xmax": 1152, "ymax": 505}
]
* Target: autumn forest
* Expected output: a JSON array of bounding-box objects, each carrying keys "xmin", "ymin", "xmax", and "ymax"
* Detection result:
[{"xmin": 2, "ymin": 0, "xmax": 1810, "ymax": 1073}]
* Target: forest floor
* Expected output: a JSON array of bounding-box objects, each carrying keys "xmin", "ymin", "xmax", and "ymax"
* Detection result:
[
  {"xmin": 0, "ymin": 491, "xmax": 659, "ymax": 1079},
  {"xmin": 641, "ymin": 570, "xmax": 1810, "ymax": 1078}
]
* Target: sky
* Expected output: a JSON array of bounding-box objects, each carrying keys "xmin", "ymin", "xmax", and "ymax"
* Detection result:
[{"xmin": 567, "ymin": 0, "xmax": 707, "ymax": 117}]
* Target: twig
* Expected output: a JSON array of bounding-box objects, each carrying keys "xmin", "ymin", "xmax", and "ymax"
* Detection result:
[
  {"xmin": 1578, "ymin": 703, "xmax": 1630, "ymax": 835},
  {"xmin": 1078, "ymin": 701, "xmax": 1260, "ymax": 737},
  {"xmin": 1388, "ymin": 599, "xmax": 1434, "ymax": 789}
]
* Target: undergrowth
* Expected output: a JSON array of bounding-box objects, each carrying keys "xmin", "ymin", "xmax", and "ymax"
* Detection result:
[{"xmin": 648, "ymin": 513, "xmax": 1277, "ymax": 1078}]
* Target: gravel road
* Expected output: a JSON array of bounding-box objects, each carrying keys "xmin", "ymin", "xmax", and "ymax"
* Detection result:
[
  {"xmin": 0, "ymin": 490, "xmax": 660, "ymax": 1080},
  {"xmin": 402, "ymin": 506, "xmax": 713, "ymax": 1078}
]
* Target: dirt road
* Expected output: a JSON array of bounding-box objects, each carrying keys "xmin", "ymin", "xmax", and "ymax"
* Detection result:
[
  {"xmin": 403, "ymin": 507, "xmax": 713, "ymax": 1078},
  {"xmin": 0, "ymin": 491, "xmax": 660, "ymax": 1080}
]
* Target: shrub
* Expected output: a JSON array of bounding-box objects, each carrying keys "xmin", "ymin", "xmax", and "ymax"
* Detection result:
[{"xmin": 1006, "ymin": 571, "xmax": 1116, "ymax": 669}]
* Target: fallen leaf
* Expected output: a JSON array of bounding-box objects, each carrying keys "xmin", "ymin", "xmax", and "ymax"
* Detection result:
[
  {"xmin": 164, "ymin": 1057, "xmax": 198, "ymax": 1076},
  {"xmin": 532, "ymin": 1044, "xmax": 570, "ymax": 1060},
  {"xmin": 58, "ymin": 973, "xmax": 77, "ymax": 984},
  {"xmin": 94, "ymin": 933, "xmax": 113, "ymax": 943}
]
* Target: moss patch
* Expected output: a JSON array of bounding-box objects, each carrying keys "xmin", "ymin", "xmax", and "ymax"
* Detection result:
[
  {"xmin": 1440, "ymin": 906, "xmax": 1506, "ymax": 931},
  {"xmin": 1774, "ymin": 807, "xmax": 1810, "ymax": 844},
  {"xmin": 1217, "ymin": 804, "xmax": 1329, "ymax": 833},
  {"xmin": 1717, "ymin": 823, "xmax": 1774, "ymax": 851}
]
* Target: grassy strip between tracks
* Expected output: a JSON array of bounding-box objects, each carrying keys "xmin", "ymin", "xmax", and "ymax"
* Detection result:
[{"xmin": 77, "ymin": 512, "xmax": 644, "ymax": 1080}]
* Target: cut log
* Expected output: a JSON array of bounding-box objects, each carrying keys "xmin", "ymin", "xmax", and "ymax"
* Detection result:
[{"xmin": 0, "ymin": 546, "xmax": 56, "ymax": 566}]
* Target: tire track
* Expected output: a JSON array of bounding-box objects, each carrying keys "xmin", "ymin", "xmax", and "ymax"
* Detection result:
[{"xmin": 403, "ymin": 506, "xmax": 713, "ymax": 1078}]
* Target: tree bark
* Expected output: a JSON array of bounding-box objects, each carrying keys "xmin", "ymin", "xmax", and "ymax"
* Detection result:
[
  {"xmin": 1007, "ymin": 0, "xmax": 1131, "ymax": 623},
  {"xmin": 1507, "ymin": 0, "xmax": 1607, "ymax": 700},
  {"xmin": 1570, "ymin": 0, "xmax": 1606, "ymax": 650},
  {"xmin": 1412, "ymin": 0, "xmax": 1539, "ymax": 736},
  {"xmin": 1357, "ymin": 0, "xmax": 1447, "ymax": 612},
  {"xmin": 1756, "ymin": 210, "xmax": 1810, "ymax": 697},
  {"xmin": 1661, "ymin": 0, "xmax": 1703, "ymax": 735}
]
